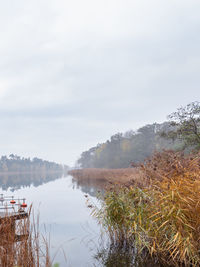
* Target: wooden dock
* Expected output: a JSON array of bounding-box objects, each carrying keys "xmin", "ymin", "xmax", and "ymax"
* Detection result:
[
  {"xmin": 0, "ymin": 194, "xmax": 29, "ymax": 243},
  {"xmin": 0, "ymin": 210, "xmax": 28, "ymax": 219},
  {"xmin": 0, "ymin": 211, "xmax": 28, "ymax": 221},
  {"xmin": 0, "ymin": 211, "xmax": 29, "ymax": 243}
]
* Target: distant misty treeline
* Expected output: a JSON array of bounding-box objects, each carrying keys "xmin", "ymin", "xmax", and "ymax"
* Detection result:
[
  {"xmin": 77, "ymin": 122, "xmax": 184, "ymax": 169},
  {"xmin": 0, "ymin": 154, "xmax": 68, "ymax": 173}
]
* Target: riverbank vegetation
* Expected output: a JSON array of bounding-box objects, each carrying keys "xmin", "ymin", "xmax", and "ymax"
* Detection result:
[
  {"xmin": 69, "ymin": 168, "xmax": 142, "ymax": 185},
  {"xmin": 91, "ymin": 151, "xmax": 200, "ymax": 266},
  {"xmin": 78, "ymin": 102, "xmax": 200, "ymax": 266}
]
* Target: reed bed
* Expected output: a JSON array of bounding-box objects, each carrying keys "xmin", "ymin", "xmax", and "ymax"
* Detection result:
[
  {"xmin": 69, "ymin": 168, "xmax": 143, "ymax": 186},
  {"xmin": 91, "ymin": 151, "xmax": 200, "ymax": 266},
  {"xmin": 0, "ymin": 208, "xmax": 52, "ymax": 267}
]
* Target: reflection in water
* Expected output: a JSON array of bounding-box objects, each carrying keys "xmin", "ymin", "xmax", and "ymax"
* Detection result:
[
  {"xmin": 94, "ymin": 244, "xmax": 163, "ymax": 267},
  {"xmin": 0, "ymin": 174, "xmax": 100, "ymax": 267},
  {"xmin": 0, "ymin": 171, "xmax": 65, "ymax": 191},
  {"xmin": 0, "ymin": 172, "xmax": 163, "ymax": 266},
  {"xmin": 94, "ymin": 245, "xmax": 136, "ymax": 267},
  {"xmin": 71, "ymin": 176, "xmax": 105, "ymax": 197}
]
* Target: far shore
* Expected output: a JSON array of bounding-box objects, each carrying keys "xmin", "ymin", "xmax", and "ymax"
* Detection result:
[{"xmin": 69, "ymin": 168, "xmax": 144, "ymax": 186}]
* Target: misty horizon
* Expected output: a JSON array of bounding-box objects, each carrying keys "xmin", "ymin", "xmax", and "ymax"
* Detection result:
[{"xmin": 0, "ymin": 0, "xmax": 200, "ymax": 165}]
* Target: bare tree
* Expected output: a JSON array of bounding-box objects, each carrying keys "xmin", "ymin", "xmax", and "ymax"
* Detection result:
[{"xmin": 162, "ymin": 102, "xmax": 200, "ymax": 149}]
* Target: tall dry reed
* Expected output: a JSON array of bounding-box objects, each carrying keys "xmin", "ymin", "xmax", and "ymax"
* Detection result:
[
  {"xmin": 0, "ymin": 207, "xmax": 52, "ymax": 267},
  {"xmin": 69, "ymin": 168, "xmax": 141, "ymax": 185},
  {"xmin": 92, "ymin": 151, "xmax": 200, "ymax": 266}
]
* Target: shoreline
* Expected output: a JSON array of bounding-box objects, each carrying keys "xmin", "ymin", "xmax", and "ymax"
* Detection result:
[{"xmin": 69, "ymin": 168, "xmax": 144, "ymax": 186}]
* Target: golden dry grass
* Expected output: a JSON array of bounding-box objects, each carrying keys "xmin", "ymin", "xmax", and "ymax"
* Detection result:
[
  {"xmin": 90, "ymin": 151, "xmax": 200, "ymax": 266},
  {"xmin": 69, "ymin": 168, "xmax": 146, "ymax": 188}
]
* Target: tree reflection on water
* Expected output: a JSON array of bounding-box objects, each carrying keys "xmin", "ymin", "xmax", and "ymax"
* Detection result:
[
  {"xmin": 0, "ymin": 171, "xmax": 64, "ymax": 191},
  {"xmin": 71, "ymin": 175, "xmax": 105, "ymax": 197}
]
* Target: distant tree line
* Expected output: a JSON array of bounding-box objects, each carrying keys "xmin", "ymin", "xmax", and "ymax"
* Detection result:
[
  {"xmin": 77, "ymin": 122, "xmax": 182, "ymax": 168},
  {"xmin": 77, "ymin": 102, "xmax": 200, "ymax": 169},
  {"xmin": 0, "ymin": 154, "xmax": 68, "ymax": 173}
]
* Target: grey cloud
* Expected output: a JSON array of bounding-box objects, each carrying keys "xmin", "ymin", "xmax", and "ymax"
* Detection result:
[{"xmin": 0, "ymin": 0, "xmax": 200, "ymax": 164}]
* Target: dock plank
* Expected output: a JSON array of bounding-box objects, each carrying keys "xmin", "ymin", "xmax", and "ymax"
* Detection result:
[{"xmin": 0, "ymin": 211, "xmax": 28, "ymax": 223}]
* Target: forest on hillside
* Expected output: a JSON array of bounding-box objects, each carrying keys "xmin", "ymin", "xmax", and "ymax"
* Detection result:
[
  {"xmin": 77, "ymin": 122, "xmax": 182, "ymax": 168},
  {"xmin": 0, "ymin": 154, "xmax": 68, "ymax": 172},
  {"xmin": 77, "ymin": 102, "xmax": 200, "ymax": 169}
]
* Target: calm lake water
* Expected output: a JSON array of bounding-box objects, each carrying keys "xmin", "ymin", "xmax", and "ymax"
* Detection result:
[{"xmin": 0, "ymin": 172, "xmax": 104, "ymax": 267}]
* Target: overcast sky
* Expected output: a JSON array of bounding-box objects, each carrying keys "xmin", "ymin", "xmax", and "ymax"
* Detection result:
[{"xmin": 0, "ymin": 0, "xmax": 200, "ymax": 165}]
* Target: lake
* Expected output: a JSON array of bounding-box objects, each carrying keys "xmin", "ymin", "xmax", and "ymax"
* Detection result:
[{"xmin": 0, "ymin": 172, "xmax": 103, "ymax": 267}]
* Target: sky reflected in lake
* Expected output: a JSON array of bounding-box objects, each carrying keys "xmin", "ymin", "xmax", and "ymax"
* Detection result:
[{"xmin": 0, "ymin": 173, "xmax": 101, "ymax": 267}]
